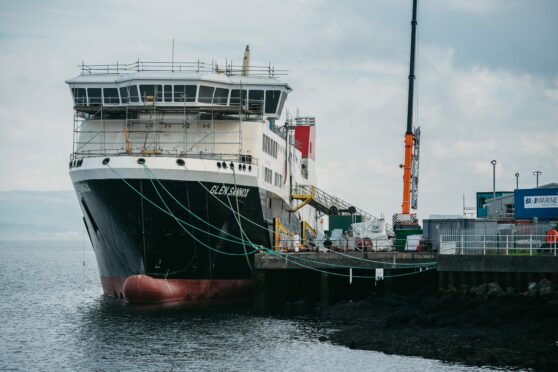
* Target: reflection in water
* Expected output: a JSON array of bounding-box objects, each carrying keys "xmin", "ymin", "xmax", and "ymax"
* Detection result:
[{"xmin": 0, "ymin": 240, "xmax": 498, "ymax": 371}]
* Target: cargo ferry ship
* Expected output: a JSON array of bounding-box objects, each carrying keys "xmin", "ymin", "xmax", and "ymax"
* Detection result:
[{"xmin": 66, "ymin": 47, "xmax": 320, "ymax": 303}]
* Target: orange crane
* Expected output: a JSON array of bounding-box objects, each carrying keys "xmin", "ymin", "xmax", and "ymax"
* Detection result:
[{"xmin": 394, "ymin": 0, "xmax": 421, "ymax": 245}]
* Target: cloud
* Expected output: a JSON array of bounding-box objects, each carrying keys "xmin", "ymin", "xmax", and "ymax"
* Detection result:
[{"xmin": 0, "ymin": 0, "xmax": 556, "ymax": 221}]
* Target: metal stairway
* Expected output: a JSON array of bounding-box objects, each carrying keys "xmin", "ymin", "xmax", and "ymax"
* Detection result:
[{"xmin": 291, "ymin": 184, "xmax": 378, "ymax": 221}]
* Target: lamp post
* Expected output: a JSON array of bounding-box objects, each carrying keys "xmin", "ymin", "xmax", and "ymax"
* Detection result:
[
  {"xmin": 515, "ymin": 172, "xmax": 519, "ymax": 189},
  {"xmin": 491, "ymin": 160, "xmax": 497, "ymax": 207},
  {"xmin": 533, "ymin": 171, "xmax": 542, "ymax": 187}
]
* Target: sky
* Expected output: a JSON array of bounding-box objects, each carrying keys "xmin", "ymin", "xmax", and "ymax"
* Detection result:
[{"xmin": 0, "ymin": 0, "xmax": 557, "ymax": 220}]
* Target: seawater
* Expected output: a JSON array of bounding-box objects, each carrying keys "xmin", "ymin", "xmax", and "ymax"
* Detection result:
[{"xmin": 0, "ymin": 239, "xmax": 501, "ymax": 371}]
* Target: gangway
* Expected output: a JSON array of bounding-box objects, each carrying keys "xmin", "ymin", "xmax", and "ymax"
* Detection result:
[{"xmin": 291, "ymin": 184, "xmax": 378, "ymax": 221}]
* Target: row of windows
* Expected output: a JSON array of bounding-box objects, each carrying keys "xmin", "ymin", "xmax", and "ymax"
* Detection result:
[
  {"xmin": 263, "ymin": 134, "xmax": 279, "ymax": 158},
  {"xmin": 263, "ymin": 167, "xmax": 284, "ymax": 189},
  {"xmin": 264, "ymin": 168, "xmax": 273, "ymax": 184},
  {"xmin": 71, "ymin": 85, "xmax": 283, "ymax": 114},
  {"xmin": 274, "ymin": 172, "xmax": 283, "ymax": 187}
]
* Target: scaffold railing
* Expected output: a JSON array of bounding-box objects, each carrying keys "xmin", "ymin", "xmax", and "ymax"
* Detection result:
[{"xmin": 78, "ymin": 60, "xmax": 287, "ymax": 78}]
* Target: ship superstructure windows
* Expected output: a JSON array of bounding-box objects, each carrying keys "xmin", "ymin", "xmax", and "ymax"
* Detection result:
[
  {"xmin": 214, "ymin": 88, "xmax": 229, "ymax": 105},
  {"xmin": 139, "ymin": 85, "xmax": 163, "ymax": 102},
  {"xmin": 128, "ymin": 85, "xmax": 140, "ymax": 102},
  {"xmin": 174, "ymin": 85, "xmax": 197, "ymax": 102},
  {"xmin": 264, "ymin": 167, "xmax": 273, "ymax": 184},
  {"xmin": 119, "ymin": 87, "xmax": 129, "ymax": 104},
  {"xmin": 248, "ymin": 90, "xmax": 264, "ymax": 110},
  {"xmin": 198, "ymin": 85, "xmax": 215, "ymax": 104},
  {"xmin": 230, "ymin": 89, "xmax": 247, "ymax": 107},
  {"xmin": 164, "ymin": 85, "xmax": 172, "ymax": 102},
  {"xmin": 68, "ymin": 77, "xmax": 290, "ymax": 118},
  {"xmin": 103, "ymin": 88, "xmax": 119, "ymax": 104},
  {"xmin": 265, "ymin": 90, "xmax": 281, "ymax": 114},
  {"xmin": 87, "ymin": 88, "xmax": 102, "ymax": 104},
  {"xmin": 71, "ymin": 88, "xmax": 86, "ymax": 105},
  {"xmin": 274, "ymin": 172, "xmax": 283, "ymax": 188},
  {"xmin": 263, "ymin": 134, "xmax": 278, "ymax": 158}
]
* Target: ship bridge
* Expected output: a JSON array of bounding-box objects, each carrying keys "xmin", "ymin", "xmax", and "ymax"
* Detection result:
[
  {"xmin": 66, "ymin": 60, "xmax": 291, "ymax": 119},
  {"xmin": 66, "ymin": 60, "xmax": 292, "ymax": 163}
]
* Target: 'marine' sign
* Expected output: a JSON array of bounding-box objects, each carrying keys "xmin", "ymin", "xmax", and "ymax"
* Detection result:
[
  {"xmin": 209, "ymin": 185, "xmax": 250, "ymax": 198},
  {"xmin": 524, "ymin": 195, "xmax": 558, "ymax": 209}
]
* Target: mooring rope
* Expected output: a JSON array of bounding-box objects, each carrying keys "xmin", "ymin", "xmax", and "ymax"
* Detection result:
[
  {"xmin": 143, "ymin": 164, "xmax": 436, "ymax": 267},
  {"xmin": 106, "ymin": 163, "xmax": 436, "ymax": 276}
]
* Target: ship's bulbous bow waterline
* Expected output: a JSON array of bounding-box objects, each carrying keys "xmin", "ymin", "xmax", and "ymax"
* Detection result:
[{"xmin": 122, "ymin": 275, "xmax": 254, "ymax": 304}]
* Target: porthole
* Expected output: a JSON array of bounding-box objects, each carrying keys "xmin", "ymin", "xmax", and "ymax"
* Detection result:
[
  {"xmin": 222, "ymin": 162, "xmax": 227, "ymax": 169},
  {"xmin": 229, "ymin": 162, "xmax": 234, "ymax": 169},
  {"xmin": 77, "ymin": 159, "xmax": 83, "ymax": 167},
  {"xmin": 248, "ymin": 165, "xmax": 252, "ymax": 172},
  {"xmin": 102, "ymin": 158, "xmax": 110, "ymax": 165},
  {"xmin": 217, "ymin": 162, "xmax": 222, "ymax": 169},
  {"xmin": 137, "ymin": 158, "xmax": 146, "ymax": 165},
  {"xmin": 176, "ymin": 159, "xmax": 185, "ymax": 166}
]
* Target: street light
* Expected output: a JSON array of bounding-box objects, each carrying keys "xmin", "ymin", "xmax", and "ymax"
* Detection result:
[
  {"xmin": 515, "ymin": 172, "xmax": 519, "ymax": 189},
  {"xmin": 491, "ymin": 160, "xmax": 497, "ymax": 213},
  {"xmin": 533, "ymin": 171, "xmax": 542, "ymax": 187}
]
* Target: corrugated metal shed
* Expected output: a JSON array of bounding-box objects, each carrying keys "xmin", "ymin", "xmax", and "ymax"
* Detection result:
[{"xmin": 423, "ymin": 217, "xmax": 498, "ymax": 251}]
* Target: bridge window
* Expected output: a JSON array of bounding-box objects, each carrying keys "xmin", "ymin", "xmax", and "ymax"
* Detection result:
[
  {"xmin": 128, "ymin": 85, "xmax": 140, "ymax": 102},
  {"xmin": 164, "ymin": 85, "xmax": 172, "ymax": 102},
  {"xmin": 87, "ymin": 88, "xmax": 102, "ymax": 105},
  {"xmin": 277, "ymin": 92, "xmax": 287, "ymax": 115},
  {"xmin": 139, "ymin": 85, "xmax": 163, "ymax": 102},
  {"xmin": 199, "ymin": 85, "xmax": 215, "ymax": 104},
  {"xmin": 103, "ymin": 88, "xmax": 119, "ymax": 104},
  {"xmin": 248, "ymin": 90, "xmax": 264, "ymax": 111},
  {"xmin": 174, "ymin": 85, "xmax": 197, "ymax": 102},
  {"xmin": 119, "ymin": 87, "xmax": 128, "ymax": 104},
  {"xmin": 214, "ymin": 88, "xmax": 229, "ymax": 105},
  {"xmin": 72, "ymin": 88, "xmax": 86, "ymax": 105},
  {"xmin": 265, "ymin": 90, "xmax": 281, "ymax": 114},
  {"xmin": 230, "ymin": 89, "xmax": 247, "ymax": 107}
]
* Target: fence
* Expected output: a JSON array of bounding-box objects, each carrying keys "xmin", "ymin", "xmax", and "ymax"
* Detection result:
[{"xmin": 439, "ymin": 234, "xmax": 557, "ymax": 256}]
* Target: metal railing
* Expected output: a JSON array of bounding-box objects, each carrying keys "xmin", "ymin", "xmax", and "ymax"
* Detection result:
[
  {"xmin": 439, "ymin": 234, "xmax": 558, "ymax": 256},
  {"xmin": 74, "ymin": 95, "xmax": 265, "ymax": 114},
  {"xmin": 291, "ymin": 184, "xmax": 379, "ymax": 221},
  {"xmin": 272, "ymin": 237, "xmax": 394, "ymax": 253},
  {"xmin": 79, "ymin": 60, "xmax": 287, "ymax": 78}
]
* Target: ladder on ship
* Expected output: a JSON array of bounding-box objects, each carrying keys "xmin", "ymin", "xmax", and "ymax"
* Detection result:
[{"xmin": 291, "ymin": 184, "xmax": 378, "ymax": 221}]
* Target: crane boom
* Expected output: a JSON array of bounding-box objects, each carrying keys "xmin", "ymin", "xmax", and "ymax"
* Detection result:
[{"xmin": 401, "ymin": 0, "xmax": 418, "ymax": 215}]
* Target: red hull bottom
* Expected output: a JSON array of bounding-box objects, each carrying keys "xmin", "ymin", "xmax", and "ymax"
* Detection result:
[{"xmin": 100, "ymin": 276, "xmax": 254, "ymax": 304}]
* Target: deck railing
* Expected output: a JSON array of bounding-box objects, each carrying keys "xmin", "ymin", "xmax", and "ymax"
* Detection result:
[{"xmin": 79, "ymin": 60, "xmax": 287, "ymax": 78}]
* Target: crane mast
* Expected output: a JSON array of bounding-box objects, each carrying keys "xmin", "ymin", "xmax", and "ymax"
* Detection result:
[
  {"xmin": 394, "ymin": 0, "xmax": 421, "ymax": 241},
  {"xmin": 402, "ymin": 0, "xmax": 419, "ymax": 216}
]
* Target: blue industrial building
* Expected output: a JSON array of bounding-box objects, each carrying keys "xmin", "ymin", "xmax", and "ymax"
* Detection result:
[{"xmin": 514, "ymin": 183, "xmax": 558, "ymax": 220}]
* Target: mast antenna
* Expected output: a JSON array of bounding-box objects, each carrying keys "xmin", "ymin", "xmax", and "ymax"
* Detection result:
[{"xmin": 171, "ymin": 38, "xmax": 175, "ymax": 72}]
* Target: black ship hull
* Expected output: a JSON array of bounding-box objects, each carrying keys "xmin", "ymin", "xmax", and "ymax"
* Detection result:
[{"xmin": 75, "ymin": 177, "xmax": 296, "ymax": 303}]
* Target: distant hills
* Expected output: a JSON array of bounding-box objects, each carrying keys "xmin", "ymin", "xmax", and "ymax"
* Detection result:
[{"xmin": 0, "ymin": 190, "xmax": 83, "ymax": 239}]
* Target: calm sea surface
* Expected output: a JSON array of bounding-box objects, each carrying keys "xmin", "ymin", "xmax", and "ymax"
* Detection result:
[{"xmin": 0, "ymin": 239, "xmax": 502, "ymax": 371}]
